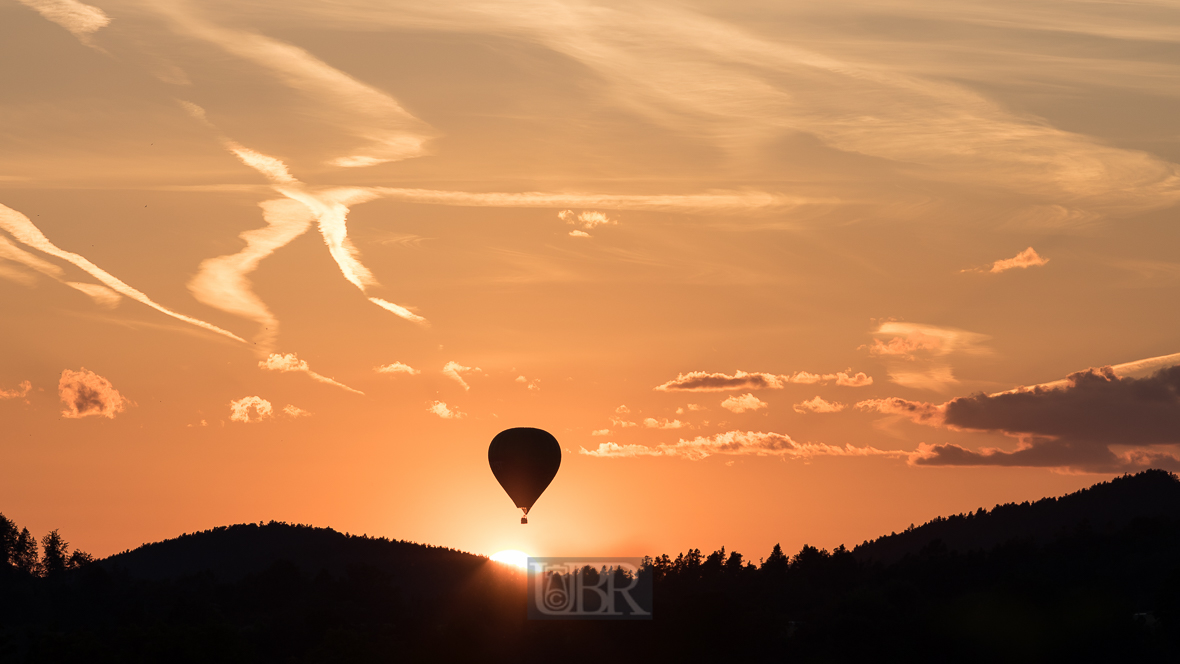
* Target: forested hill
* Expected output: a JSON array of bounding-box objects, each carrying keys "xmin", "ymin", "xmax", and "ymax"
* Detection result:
[
  {"xmin": 101, "ymin": 521, "xmax": 483, "ymax": 583},
  {"xmin": 853, "ymin": 469, "xmax": 1180, "ymax": 564}
]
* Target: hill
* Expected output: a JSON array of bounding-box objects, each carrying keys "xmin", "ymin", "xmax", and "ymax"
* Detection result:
[
  {"xmin": 853, "ymin": 468, "xmax": 1180, "ymax": 563},
  {"xmin": 1, "ymin": 470, "xmax": 1179, "ymax": 662}
]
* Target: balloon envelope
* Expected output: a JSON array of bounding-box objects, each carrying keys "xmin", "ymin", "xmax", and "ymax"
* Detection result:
[{"xmin": 488, "ymin": 428, "xmax": 561, "ymax": 520}]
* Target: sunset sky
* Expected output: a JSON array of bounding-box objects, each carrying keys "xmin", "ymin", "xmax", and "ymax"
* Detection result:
[{"xmin": 3, "ymin": 0, "xmax": 1180, "ymax": 562}]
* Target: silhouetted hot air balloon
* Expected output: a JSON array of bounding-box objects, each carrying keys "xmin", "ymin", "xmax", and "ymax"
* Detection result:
[{"xmin": 488, "ymin": 427, "xmax": 561, "ymax": 524}]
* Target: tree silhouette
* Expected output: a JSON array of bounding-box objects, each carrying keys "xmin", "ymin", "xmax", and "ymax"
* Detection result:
[
  {"xmin": 40, "ymin": 530, "xmax": 69, "ymax": 576},
  {"xmin": 13, "ymin": 527, "xmax": 39, "ymax": 575},
  {"xmin": 0, "ymin": 512, "xmax": 16, "ymax": 567},
  {"xmin": 761, "ymin": 542, "xmax": 788, "ymax": 575}
]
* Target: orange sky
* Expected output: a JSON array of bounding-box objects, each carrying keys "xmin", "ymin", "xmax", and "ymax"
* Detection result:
[{"xmin": 3, "ymin": 0, "xmax": 1180, "ymax": 562}]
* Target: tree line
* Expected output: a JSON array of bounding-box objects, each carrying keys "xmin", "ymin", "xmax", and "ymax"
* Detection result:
[{"xmin": 0, "ymin": 512, "xmax": 91, "ymax": 577}]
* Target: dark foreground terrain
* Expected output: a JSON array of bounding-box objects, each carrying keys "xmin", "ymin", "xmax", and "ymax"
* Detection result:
[{"xmin": 4, "ymin": 469, "xmax": 1180, "ymax": 662}]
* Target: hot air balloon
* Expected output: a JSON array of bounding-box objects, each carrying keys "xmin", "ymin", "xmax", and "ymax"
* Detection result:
[{"xmin": 488, "ymin": 427, "xmax": 561, "ymax": 524}]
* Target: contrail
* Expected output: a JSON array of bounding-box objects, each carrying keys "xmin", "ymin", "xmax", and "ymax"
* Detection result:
[
  {"xmin": 188, "ymin": 198, "xmax": 316, "ymax": 349},
  {"xmin": 259, "ymin": 353, "xmax": 364, "ymax": 395},
  {"xmin": 221, "ymin": 139, "xmax": 427, "ymax": 325},
  {"xmin": 0, "ymin": 235, "xmax": 121, "ymax": 306},
  {"xmin": 0, "ymin": 203, "xmax": 246, "ymax": 343}
]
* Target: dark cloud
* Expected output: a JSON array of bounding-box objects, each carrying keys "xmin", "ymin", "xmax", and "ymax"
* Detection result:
[{"xmin": 914, "ymin": 366, "xmax": 1180, "ymax": 472}]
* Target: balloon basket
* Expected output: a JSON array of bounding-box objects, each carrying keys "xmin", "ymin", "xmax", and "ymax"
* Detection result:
[{"xmin": 521, "ymin": 517, "xmax": 528, "ymax": 524}]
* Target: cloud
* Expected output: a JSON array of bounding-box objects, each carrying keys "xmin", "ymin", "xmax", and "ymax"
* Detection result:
[
  {"xmin": 864, "ymin": 322, "xmax": 988, "ymax": 391},
  {"xmin": 656, "ymin": 369, "xmax": 872, "ymax": 391},
  {"xmin": 911, "ymin": 366, "xmax": 1180, "ymax": 472},
  {"xmin": 442, "ymin": 361, "xmax": 481, "ymax": 391},
  {"xmin": 721, "ymin": 393, "xmax": 768, "ymax": 413},
  {"xmin": 591, "ymin": 429, "xmax": 611, "ymax": 436},
  {"xmin": 375, "ymin": 362, "xmax": 419, "ymax": 375},
  {"xmin": 0, "ymin": 236, "xmax": 122, "ymax": 306},
  {"xmin": 643, "ymin": 417, "xmax": 687, "ymax": 429},
  {"xmin": 794, "ymin": 396, "xmax": 845, "ymax": 414},
  {"xmin": 282, "ymin": 404, "xmax": 311, "ymax": 418},
  {"xmin": 15, "ymin": 0, "xmax": 110, "ymax": 41},
  {"xmin": 259, "ymin": 352, "xmax": 363, "ymax": 395},
  {"xmin": 615, "ymin": 405, "xmax": 630, "ymax": 414},
  {"xmin": 834, "ymin": 371, "xmax": 873, "ymax": 387},
  {"xmin": 866, "ymin": 322, "xmax": 991, "ymax": 359},
  {"xmin": 427, "ymin": 400, "xmax": 464, "ymax": 419},
  {"xmin": 989, "ymin": 247, "xmax": 1050, "ymax": 274},
  {"xmin": 515, "ymin": 375, "xmax": 540, "ymax": 391},
  {"xmin": 59, "ymin": 368, "xmax": 130, "ymax": 419},
  {"xmin": 229, "ymin": 396, "xmax": 272, "ymax": 423},
  {"xmin": 160, "ymin": 5, "xmax": 432, "ymax": 168},
  {"xmin": 888, "ymin": 367, "xmax": 960, "ymax": 392},
  {"xmin": 188, "ymin": 199, "xmax": 315, "ymax": 348},
  {"xmin": 656, "ymin": 370, "xmax": 786, "ymax": 392},
  {"xmin": 559, "ymin": 210, "xmax": 616, "ymax": 237},
  {"xmin": 371, "ymin": 188, "xmax": 818, "ymax": 212},
  {"xmin": 580, "ymin": 430, "xmax": 905, "ymax": 461},
  {"xmin": 181, "ymin": 112, "xmax": 427, "ymax": 326},
  {"xmin": 610, "ymin": 417, "xmax": 638, "ymax": 428},
  {"xmin": 0, "ymin": 380, "xmax": 32, "ymax": 400},
  {"xmin": 0, "ymin": 204, "xmax": 245, "ymax": 343},
  {"xmin": 856, "ymin": 397, "xmax": 947, "ymax": 426}
]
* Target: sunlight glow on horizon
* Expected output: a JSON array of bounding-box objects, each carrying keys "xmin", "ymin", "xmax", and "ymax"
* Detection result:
[{"xmin": 489, "ymin": 550, "xmax": 530, "ymax": 570}]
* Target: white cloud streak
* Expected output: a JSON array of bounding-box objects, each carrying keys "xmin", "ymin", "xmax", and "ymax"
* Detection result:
[
  {"xmin": 16, "ymin": 0, "xmax": 110, "ymax": 40},
  {"xmin": 0, "ymin": 235, "xmax": 122, "ymax": 306},
  {"xmin": 989, "ymin": 247, "xmax": 1050, "ymax": 274},
  {"xmin": 375, "ymin": 361, "xmax": 420, "ymax": 375},
  {"xmin": 0, "ymin": 204, "xmax": 245, "ymax": 343},
  {"xmin": 580, "ymin": 430, "xmax": 905, "ymax": 461},
  {"xmin": 442, "ymin": 361, "xmax": 480, "ymax": 390},
  {"xmin": 259, "ymin": 352, "xmax": 364, "ymax": 395},
  {"xmin": 157, "ymin": 3, "xmax": 432, "ymax": 168},
  {"xmin": 188, "ymin": 198, "xmax": 315, "ymax": 348}
]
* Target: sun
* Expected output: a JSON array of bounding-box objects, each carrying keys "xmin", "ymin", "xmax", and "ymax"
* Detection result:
[{"xmin": 490, "ymin": 549, "xmax": 530, "ymax": 570}]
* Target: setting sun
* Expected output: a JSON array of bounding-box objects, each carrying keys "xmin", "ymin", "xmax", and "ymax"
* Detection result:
[{"xmin": 489, "ymin": 549, "xmax": 530, "ymax": 570}]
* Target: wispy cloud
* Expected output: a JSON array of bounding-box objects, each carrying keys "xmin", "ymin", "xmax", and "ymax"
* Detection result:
[
  {"xmin": 229, "ymin": 396, "xmax": 272, "ymax": 423},
  {"xmin": 794, "ymin": 396, "xmax": 845, "ymax": 414},
  {"xmin": 375, "ymin": 362, "xmax": 420, "ymax": 375},
  {"xmin": 159, "ymin": 5, "xmax": 433, "ymax": 168},
  {"xmin": 580, "ymin": 430, "xmax": 905, "ymax": 461},
  {"xmin": 515, "ymin": 375, "xmax": 540, "ymax": 391},
  {"xmin": 0, "ymin": 380, "xmax": 32, "ymax": 400},
  {"xmin": 0, "ymin": 235, "xmax": 122, "ymax": 306},
  {"xmin": 442, "ymin": 361, "xmax": 481, "ymax": 391},
  {"xmin": 188, "ymin": 199, "xmax": 315, "ymax": 348},
  {"xmin": 427, "ymin": 400, "xmax": 464, "ymax": 419},
  {"xmin": 865, "ymin": 322, "xmax": 989, "ymax": 391},
  {"xmin": 856, "ymin": 397, "xmax": 947, "ymax": 426},
  {"xmin": 15, "ymin": 0, "xmax": 110, "ymax": 42},
  {"xmin": 259, "ymin": 352, "xmax": 363, "ymax": 395},
  {"xmin": 643, "ymin": 417, "xmax": 687, "ymax": 429},
  {"xmin": 282, "ymin": 404, "xmax": 312, "ymax": 418},
  {"xmin": 0, "ymin": 204, "xmax": 245, "ymax": 343},
  {"xmin": 59, "ymin": 368, "xmax": 130, "ymax": 419},
  {"xmin": 721, "ymin": 393, "xmax": 767, "ymax": 413},
  {"xmin": 988, "ymin": 247, "xmax": 1050, "ymax": 274}
]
